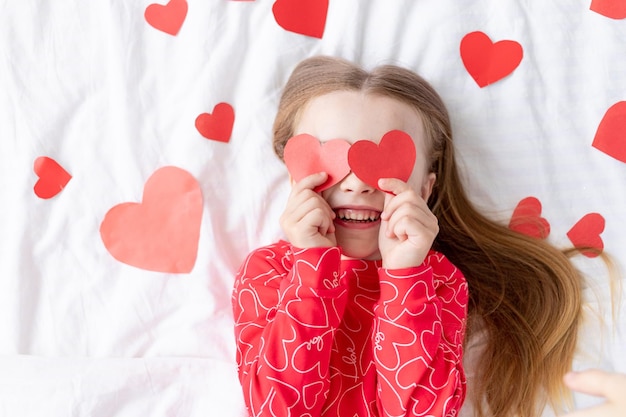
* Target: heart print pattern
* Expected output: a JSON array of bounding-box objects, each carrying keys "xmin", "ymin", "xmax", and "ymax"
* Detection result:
[{"xmin": 232, "ymin": 241, "xmax": 468, "ymax": 416}]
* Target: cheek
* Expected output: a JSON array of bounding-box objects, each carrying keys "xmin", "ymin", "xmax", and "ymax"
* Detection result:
[
  {"xmin": 320, "ymin": 185, "xmax": 336, "ymax": 201},
  {"xmin": 408, "ymin": 170, "xmax": 435, "ymax": 199},
  {"xmin": 407, "ymin": 152, "xmax": 435, "ymax": 196},
  {"xmin": 320, "ymin": 184, "xmax": 342, "ymax": 207},
  {"xmin": 407, "ymin": 171, "xmax": 425, "ymax": 191}
]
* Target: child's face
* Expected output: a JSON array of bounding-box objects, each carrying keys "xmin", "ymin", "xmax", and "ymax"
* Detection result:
[{"xmin": 293, "ymin": 90, "xmax": 436, "ymax": 260}]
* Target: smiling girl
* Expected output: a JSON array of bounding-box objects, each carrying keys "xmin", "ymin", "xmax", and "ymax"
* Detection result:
[{"xmin": 232, "ymin": 55, "xmax": 594, "ymax": 417}]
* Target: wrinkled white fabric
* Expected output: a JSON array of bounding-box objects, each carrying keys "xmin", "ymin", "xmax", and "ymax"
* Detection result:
[{"xmin": 0, "ymin": 1, "xmax": 624, "ymax": 416}]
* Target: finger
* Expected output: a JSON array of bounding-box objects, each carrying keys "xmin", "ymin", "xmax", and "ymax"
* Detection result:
[
  {"xmin": 387, "ymin": 213, "xmax": 438, "ymax": 242},
  {"xmin": 292, "ymin": 172, "xmax": 328, "ymax": 193},
  {"xmin": 309, "ymin": 206, "xmax": 335, "ymax": 235},
  {"xmin": 384, "ymin": 204, "xmax": 419, "ymax": 238},
  {"xmin": 378, "ymin": 177, "xmax": 410, "ymax": 197},
  {"xmin": 564, "ymin": 370, "xmax": 626, "ymax": 400},
  {"xmin": 379, "ymin": 179, "xmax": 431, "ymax": 219},
  {"xmin": 303, "ymin": 207, "xmax": 334, "ymax": 236},
  {"xmin": 387, "ymin": 203, "xmax": 437, "ymax": 229},
  {"xmin": 383, "ymin": 194, "xmax": 431, "ymax": 221},
  {"xmin": 379, "ymin": 178, "xmax": 410, "ymax": 219},
  {"xmin": 386, "ymin": 216, "xmax": 412, "ymax": 241},
  {"xmin": 282, "ymin": 204, "xmax": 335, "ymax": 248},
  {"xmin": 287, "ymin": 175, "xmax": 335, "ymax": 214},
  {"xmin": 383, "ymin": 197, "xmax": 437, "ymax": 237},
  {"xmin": 286, "ymin": 193, "xmax": 335, "ymax": 226}
]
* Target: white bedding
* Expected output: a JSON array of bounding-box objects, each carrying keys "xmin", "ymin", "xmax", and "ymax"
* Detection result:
[{"xmin": 1, "ymin": 0, "xmax": 624, "ymax": 415}]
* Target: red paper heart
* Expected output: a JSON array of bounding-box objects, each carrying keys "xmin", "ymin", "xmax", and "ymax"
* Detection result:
[
  {"xmin": 145, "ymin": 0, "xmax": 188, "ymax": 36},
  {"xmin": 33, "ymin": 156, "xmax": 72, "ymax": 199},
  {"xmin": 592, "ymin": 101, "xmax": 626, "ymax": 163},
  {"xmin": 283, "ymin": 134, "xmax": 351, "ymax": 192},
  {"xmin": 272, "ymin": 0, "xmax": 328, "ymax": 38},
  {"xmin": 567, "ymin": 213, "xmax": 605, "ymax": 258},
  {"xmin": 590, "ymin": 0, "xmax": 626, "ymax": 19},
  {"xmin": 195, "ymin": 103, "xmax": 235, "ymax": 143},
  {"xmin": 460, "ymin": 31, "xmax": 524, "ymax": 88},
  {"xmin": 100, "ymin": 166, "xmax": 203, "ymax": 273},
  {"xmin": 508, "ymin": 197, "xmax": 551, "ymax": 239},
  {"xmin": 347, "ymin": 130, "xmax": 416, "ymax": 191}
]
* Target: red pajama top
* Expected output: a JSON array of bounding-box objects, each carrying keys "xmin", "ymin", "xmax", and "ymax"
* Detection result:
[{"xmin": 232, "ymin": 240, "xmax": 468, "ymax": 417}]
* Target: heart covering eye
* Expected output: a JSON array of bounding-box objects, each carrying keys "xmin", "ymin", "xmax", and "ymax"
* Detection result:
[
  {"xmin": 347, "ymin": 130, "xmax": 416, "ymax": 190},
  {"xmin": 283, "ymin": 130, "xmax": 416, "ymax": 191},
  {"xmin": 283, "ymin": 134, "xmax": 352, "ymax": 192}
]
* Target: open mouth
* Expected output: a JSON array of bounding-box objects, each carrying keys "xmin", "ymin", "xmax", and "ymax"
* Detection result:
[{"xmin": 334, "ymin": 208, "xmax": 381, "ymax": 223}]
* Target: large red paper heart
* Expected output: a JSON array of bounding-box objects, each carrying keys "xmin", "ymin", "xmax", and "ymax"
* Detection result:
[
  {"xmin": 100, "ymin": 166, "xmax": 203, "ymax": 273},
  {"xmin": 272, "ymin": 0, "xmax": 328, "ymax": 39},
  {"xmin": 144, "ymin": 0, "xmax": 188, "ymax": 36},
  {"xmin": 283, "ymin": 134, "xmax": 351, "ymax": 192},
  {"xmin": 592, "ymin": 101, "xmax": 626, "ymax": 163},
  {"xmin": 590, "ymin": 0, "xmax": 626, "ymax": 19},
  {"xmin": 347, "ymin": 130, "xmax": 416, "ymax": 191},
  {"xmin": 567, "ymin": 213, "xmax": 605, "ymax": 258},
  {"xmin": 460, "ymin": 31, "xmax": 524, "ymax": 88},
  {"xmin": 508, "ymin": 197, "xmax": 550, "ymax": 239},
  {"xmin": 33, "ymin": 156, "xmax": 72, "ymax": 199},
  {"xmin": 195, "ymin": 103, "xmax": 235, "ymax": 143}
]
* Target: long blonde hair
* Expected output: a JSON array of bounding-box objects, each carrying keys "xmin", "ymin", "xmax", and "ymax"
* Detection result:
[{"xmin": 272, "ymin": 55, "xmax": 584, "ymax": 417}]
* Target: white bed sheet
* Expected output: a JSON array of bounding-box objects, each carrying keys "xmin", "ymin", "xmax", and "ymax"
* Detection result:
[{"xmin": 0, "ymin": 0, "xmax": 624, "ymax": 415}]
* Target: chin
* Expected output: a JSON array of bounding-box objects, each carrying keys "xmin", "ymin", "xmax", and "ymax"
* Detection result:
[
  {"xmin": 335, "ymin": 230, "xmax": 380, "ymax": 260},
  {"xmin": 340, "ymin": 248, "xmax": 381, "ymax": 260}
]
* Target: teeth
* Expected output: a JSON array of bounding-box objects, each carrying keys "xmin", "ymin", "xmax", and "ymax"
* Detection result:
[{"xmin": 335, "ymin": 209, "xmax": 380, "ymax": 222}]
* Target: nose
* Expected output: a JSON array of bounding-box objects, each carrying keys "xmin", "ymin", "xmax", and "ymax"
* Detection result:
[{"xmin": 339, "ymin": 172, "xmax": 376, "ymax": 194}]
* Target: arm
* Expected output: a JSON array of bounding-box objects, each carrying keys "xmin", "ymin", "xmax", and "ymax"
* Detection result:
[
  {"xmin": 373, "ymin": 254, "xmax": 468, "ymax": 417},
  {"xmin": 561, "ymin": 369, "xmax": 626, "ymax": 417},
  {"xmin": 232, "ymin": 244, "xmax": 348, "ymax": 416}
]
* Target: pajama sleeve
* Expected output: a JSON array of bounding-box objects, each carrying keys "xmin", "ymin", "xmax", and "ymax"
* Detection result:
[
  {"xmin": 232, "ymin": 244, "xmax": 349, "ymax": 417},
  {"xmin": 374, "ymin": 252, "xmax": 468, "ymax": 417}
]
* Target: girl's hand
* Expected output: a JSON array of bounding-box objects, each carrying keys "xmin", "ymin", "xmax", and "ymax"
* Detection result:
[
  {"xmin": 280, "ymin": 172, "xmax": 337, "ymax": 249},
  {"xmin": 561, "ymin": 369, "xmax": 626, "ymax": 417},
  {"xmin": 377, "ymin": 178, "xmax": 438, "ymax": 269}
]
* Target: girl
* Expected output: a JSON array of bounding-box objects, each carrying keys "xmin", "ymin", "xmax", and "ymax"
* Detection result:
[
  {"xmin": 233, "ymin": 56, "xmax": 467, "ymax": 416},
  {"xmin": 232, "ymin": 55, "xmax": 618, "ymax": 417}
]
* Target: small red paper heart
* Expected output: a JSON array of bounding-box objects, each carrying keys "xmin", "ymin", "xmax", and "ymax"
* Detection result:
[
  {"xmin": 590, "ymin": 0, "xmax": 626, "ymax": 19},
  {"xmin": 100, "ymin": 166, "xmax": 203, "ymax": 273},
  {"xmin": 508, "ymin": 197, "xmax": 551, "ymax": 239},
  {"xmin": 567, "ymin": 213, "xmax": 605, "ymax": 258},
  {"xmin": 592, "ymin": 101, "xmax": 626, "ymax": 163},
  {"xmin": 145, "ymin": 0, "xmax": 188, "ymax": 36},
  {"xmin": 272, "ymin": 0, "xmax": 328, "ymax": 39},
  {"xmin": 460, "ymin": 31, "xmax": 524, "ymax": 88},
  {"xmin": 283, "ymin": 134, "xmax": 351, "ymax": 192},
  {"xmin": 347, "ymin": 130, "xmax": 416, "ymax": 191},
  {"xmin": 195, "ymin": 103, "xmax": 235, "ymax": 143},
  {"xmin": 33, "ymin": 156, "xmax": 72, "ymax": 199}
]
